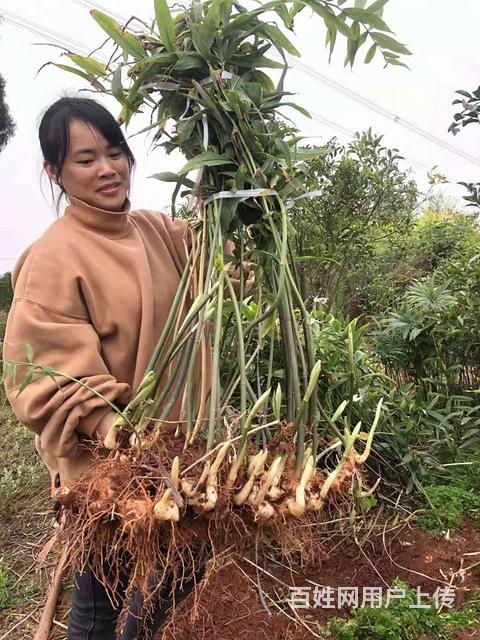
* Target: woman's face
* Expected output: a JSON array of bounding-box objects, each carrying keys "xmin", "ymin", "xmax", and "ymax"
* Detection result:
[{"xmin": 45, "ymin": 119, "xmax": 131, "ymax": 212}]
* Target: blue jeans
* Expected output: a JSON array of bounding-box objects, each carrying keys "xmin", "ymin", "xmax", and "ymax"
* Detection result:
[{"xmin": 67, "ymin": 547, "xmax": 208, "ymax": 640}]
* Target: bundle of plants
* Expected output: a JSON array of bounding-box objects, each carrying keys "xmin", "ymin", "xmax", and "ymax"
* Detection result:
[{"xmin": 9, "ymin": 0, "xmax": 410, "ymax": 616}]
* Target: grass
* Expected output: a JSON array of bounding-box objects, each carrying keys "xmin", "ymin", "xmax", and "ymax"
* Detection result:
[
  {"xmin": 1, "ymin": 308, "xmax": 48, "ymax": 517},
  {"xmin": 0, "ymin": 385, "xmax": 48, "ymax": 615},
  {"xmin": 418, "ymin": 464, "xmax": 480, "ymax": 535},
  {"xmin": 0, "ymin": 389, "xmax": 47, "ymax": 519},
  {"xmin": 322, "ymin": 579, "xmax": 480, "ymax": 640},
  {"xmin": 0, "ymin": 560, "xmax": 41, "ymax": 612}
]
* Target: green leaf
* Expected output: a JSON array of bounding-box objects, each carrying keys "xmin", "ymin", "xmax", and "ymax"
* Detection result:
[
  {"xmin": 355, "ymin": 0, "xmax": 368, "ymax": 6},
  {"xmin": 67, "ymin": 54, "xmax": 107, "ymax": 77},
  {"xmin": 367, "ymin": 0, "xmax": 389, "ymax": 14},
  {"xmin": 179, "ymin": 152, "xmax": 235, "ymax": 175},
  {"xmin": 129, "ymin": 52, "xmax": 177, "ymax": 75},
  {"xmin": 261, "ymin": 308, "xmax": 277, "ymax": 339},
  {"xmin": 207, "ymin": 0, "xmax": 233, "ymax": 26},
  {"xmin": 245, "ymin": 70, "xmax": 275, "ymax": 92},
  {"xmin": 385, "ymin": 58, "xmax": 410, "ymax": 69},
  {"xmin": 154, "ymin": 0, "xmax": 176, "ymax": 52},
  {"xmin": 191, "ymin": 80, "xmax": 227, "ymax": 126},
  {"xmin": 293, "ymin": 147, "xmax": 328, "ymax": 161},
  {"xmin": 303, "ymin": 2, "xmax": 353, "ymax": 38},
  {"xmin": 343, "ymin": 7, "xmax": 392, "ymax": 31},
  {"xmin": 255, "ymin": 55, "xmax": 285, "ymax": 69},
  {"xmin": 111, "ymin": 65, "xmax": 126, "ymax": 104},
  {"xmin": 128, "ymin": 122, "xmax": 159, "ymax": 139},
  {"xmin": 191, "ymin": 0, "xmax": 203, "ymax": 22},
  {"xmin": 274, "ymin": 3, "xmax": 291, "ymax": 29},
  {"xmin": 17, "ymin": 369, "xmax": 33, "ymax": 397},
  {"xmin": 25, "ymin": 343, "xmax": 34, "ymax": 364},
  {"xmin": 364, "ymin": 43, "xmax": 377, "ymax": 63},
  {"xmin": 174, "ymin": 53, "xmax": 206, "ymax": 72},
  {"xmin": 52, "ymin": 64, "xmax": 105, "ymax": 91},
  {"xmin": 191, "ymin": 22, "xmax": 218, "ymax": 58},
  {"xmin": 0, "ymin": 361, "xmax": 11, "ymax": 386},
  {"xmin": 345, "ymin": 22, "xmax": 361, "ymax": 67},
  {"xmin": 280, "ymin": 102, "xmax": 312, "ymax": 118},
  {"xmin": 260, "ymin": 24, "xmax": 301, "ymax": 57},
  {"xmin": 371, "ymin": 31, "xmax": 412, "ymax": 55},
  {"xmin": 358, "ymin": 30, "xmax": 368, "ymax": 47},
  {"xmin": 149, "ymin": 172, "xmax": 197, "ymax": 189},
  {"xmin": 326, "ymin": 25, "xmax": 337, "ymax": 61},
  {"xmin": 330, "ymin": 14, "xmax": 354, "ymax": 38},
  {"xmin": 305, "ymin": 2, "xmax": 333, "ymax": 21},
  {"xmin": 90, "ymin": 10, "xmax": 146, "ymax": 60}
]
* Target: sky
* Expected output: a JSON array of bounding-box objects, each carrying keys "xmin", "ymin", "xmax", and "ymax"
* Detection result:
[{"xmin": 1, "ymin": 0, "xmax": 480, "ymax": 274}]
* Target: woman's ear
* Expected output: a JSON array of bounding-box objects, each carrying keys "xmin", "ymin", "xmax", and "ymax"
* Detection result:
[{"xmin": 44, "ymin": 161, "xmax": 59, "ymax": 184}]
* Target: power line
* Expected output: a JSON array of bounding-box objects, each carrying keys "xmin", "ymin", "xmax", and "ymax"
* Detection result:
[
  {"xmin": 69, "ymin": 0, "xmax": 128, "ymax": 26},
  {"xmin": 309, "ymin": 111, "xmax": 354, "ymax": 138},
  {"xmin": 306, "ymin": 110, "xmax": 432, "ymax": 173},
  {"xmin": 69, "ymin": 0, "xmax": 181, "ymax": 24},
  {"xmin": 0, "ymin": 8, "xmax": 108, "ymax": 62},
  {"xmin": 0, "ymin": 8, "xmax": 444, "ymax": 175},
  {"xmin": 288, "ymin": 56, "xmax": 480, "ymax": 168},
  {"xmin": 76, "ymin": 0, "xmax": 479, "ymax": 170}
]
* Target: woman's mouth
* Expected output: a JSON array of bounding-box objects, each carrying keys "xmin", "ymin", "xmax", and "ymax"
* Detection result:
[{"xmin": 97, "ymin": 183, "xmax": 121, "ymax": 195}]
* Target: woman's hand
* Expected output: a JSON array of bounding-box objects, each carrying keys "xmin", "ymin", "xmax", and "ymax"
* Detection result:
[
  {"xmin": 227, "ymin": 261, "xmax": 255, "ymax": 296},
  {"xmin": 94, "ymin": 409, "xmax": 116, "ymax": 444},
  {"xmin": 224, "ymin": 239, "xmax": 255, "ymax": 296}
]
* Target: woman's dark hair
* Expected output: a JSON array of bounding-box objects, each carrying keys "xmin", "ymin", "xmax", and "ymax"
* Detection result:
[{"xmin": 39, "ymin": 96, "xmax": 136, "ymax": 211}]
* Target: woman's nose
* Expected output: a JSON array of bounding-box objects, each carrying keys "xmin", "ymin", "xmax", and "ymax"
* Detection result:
[{"xmin": 97, "ymin": 156, "xmax": 116, "ymax": 176}]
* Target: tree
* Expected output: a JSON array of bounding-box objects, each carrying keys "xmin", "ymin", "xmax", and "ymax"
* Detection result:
[
  {"xmin": 0, "ymin": 73, "xmax": 15, "ymax": 152},
  {"xmin": 0, "ymin": 16, "xmax": 16, "ymax": 152},
  {"xmin": 449, "ymin": 86, "xmax": 480, "ymax": 135},
  {"xmin": 292, "ymin": 129, "xmax": 418, "ymax": 315},
  {"xmin": 0, "ymin": 272, "xmax": 13, "ymax": 310},
  {"xmin": 449, "ymin": 86, "xmax": 480, "ymax": 209}
]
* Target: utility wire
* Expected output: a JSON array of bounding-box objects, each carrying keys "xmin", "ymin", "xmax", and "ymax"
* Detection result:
[
  {"xmin": 0, "ymin": 8, "xmax": 109, "ymax": 62},
  {"xmin": 69, "ymin": 0, "xmax": 128, "ymax": 26},
  {"xmin": 69, "ymin": 0, "xmax": 182, "ymax": 23},
  {"xmin": 307, "ymin": 109, "xmax": 432, "ymax": 172},
  {"xmin": 0, "ymin": 7, "xmax": 444, "ymax": 174},
  {"xmin": 288, "ymin": 56, "xmax": 480, "ymax": 168},
  {"xmin": 76, "ymin": 0, "xmax": 480, "ymax": 170}
]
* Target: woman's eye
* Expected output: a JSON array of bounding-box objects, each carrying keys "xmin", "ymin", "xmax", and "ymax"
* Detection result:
[
  {"xmin": 110, "ymin": 152, "xmax": 122, "ymax": 159},
  {"xmin": 77, "ymin": 159, "xmax": 93, "ymax": 165}
]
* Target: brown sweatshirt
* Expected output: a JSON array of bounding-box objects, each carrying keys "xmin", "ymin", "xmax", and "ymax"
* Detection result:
[{"xmin": 3, "ymin": 195, "xmax": 191, "ymax": 489}]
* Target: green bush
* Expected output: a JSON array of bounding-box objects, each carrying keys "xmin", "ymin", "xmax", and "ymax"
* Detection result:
[
  {"xmin": 324, "ymin": 579, "xmax": 479, "ymax": 640},
  {"xmin": 302, "ymin": 309, "xmax": 480, "ymax": 492},
  {"xmin": 376, "ymin": 276, "xmax": 480, "ymax": 393},
  {"xmin": 0, "ymin": 309, "xmax": 7, "ymax": 345},
  {"xmin": 356, "ymin": 201, "xmax": 480, "ymax": 318}
]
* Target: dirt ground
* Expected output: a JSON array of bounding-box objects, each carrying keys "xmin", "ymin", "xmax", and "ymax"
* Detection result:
[
  {"xmin": 162, "ymin": 519, "xmax": 480, "ymax": 640},
  {"xmin": 0, "ymin": 493, "xmax": 479, "ymax": 640}
]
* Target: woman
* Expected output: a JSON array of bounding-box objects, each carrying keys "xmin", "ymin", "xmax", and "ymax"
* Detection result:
[{"xmin": 2, "ymin": 96, "xmax": 206, "ymax": 639}]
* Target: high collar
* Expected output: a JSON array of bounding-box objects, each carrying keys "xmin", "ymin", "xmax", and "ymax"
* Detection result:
[{"xmin": 64, "ymin": 195, "xmax": 133, "ymax": 238}]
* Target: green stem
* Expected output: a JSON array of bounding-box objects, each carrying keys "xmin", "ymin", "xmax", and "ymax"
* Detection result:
[
  {"xmin": 157, "ymin": 334, "xmax": 196, "ymax": 424},
  {"xmin": 225, "ymin": 274, "xmax": 247, "ymax": 427},
  {"xmin": 144, "ymin": 249, "xmax": 194, "ymax": 377},
  {"xmin": 206, "ymin": 202, "xmax": 225, "ymax": 451},
  {"xmin": 244, "ymin": 197, "xmax": 288, "ymax": 334}
]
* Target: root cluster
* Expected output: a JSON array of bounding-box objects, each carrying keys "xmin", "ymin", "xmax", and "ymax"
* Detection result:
[{"xmin": 57, "ymin": 430, "xmax": 373, "ymax": 609}]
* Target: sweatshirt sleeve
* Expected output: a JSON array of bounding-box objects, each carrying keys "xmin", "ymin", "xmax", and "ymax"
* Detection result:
[{"xmin": 2, "ymin": 298, "xmax": 131, "ymax": 459}]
